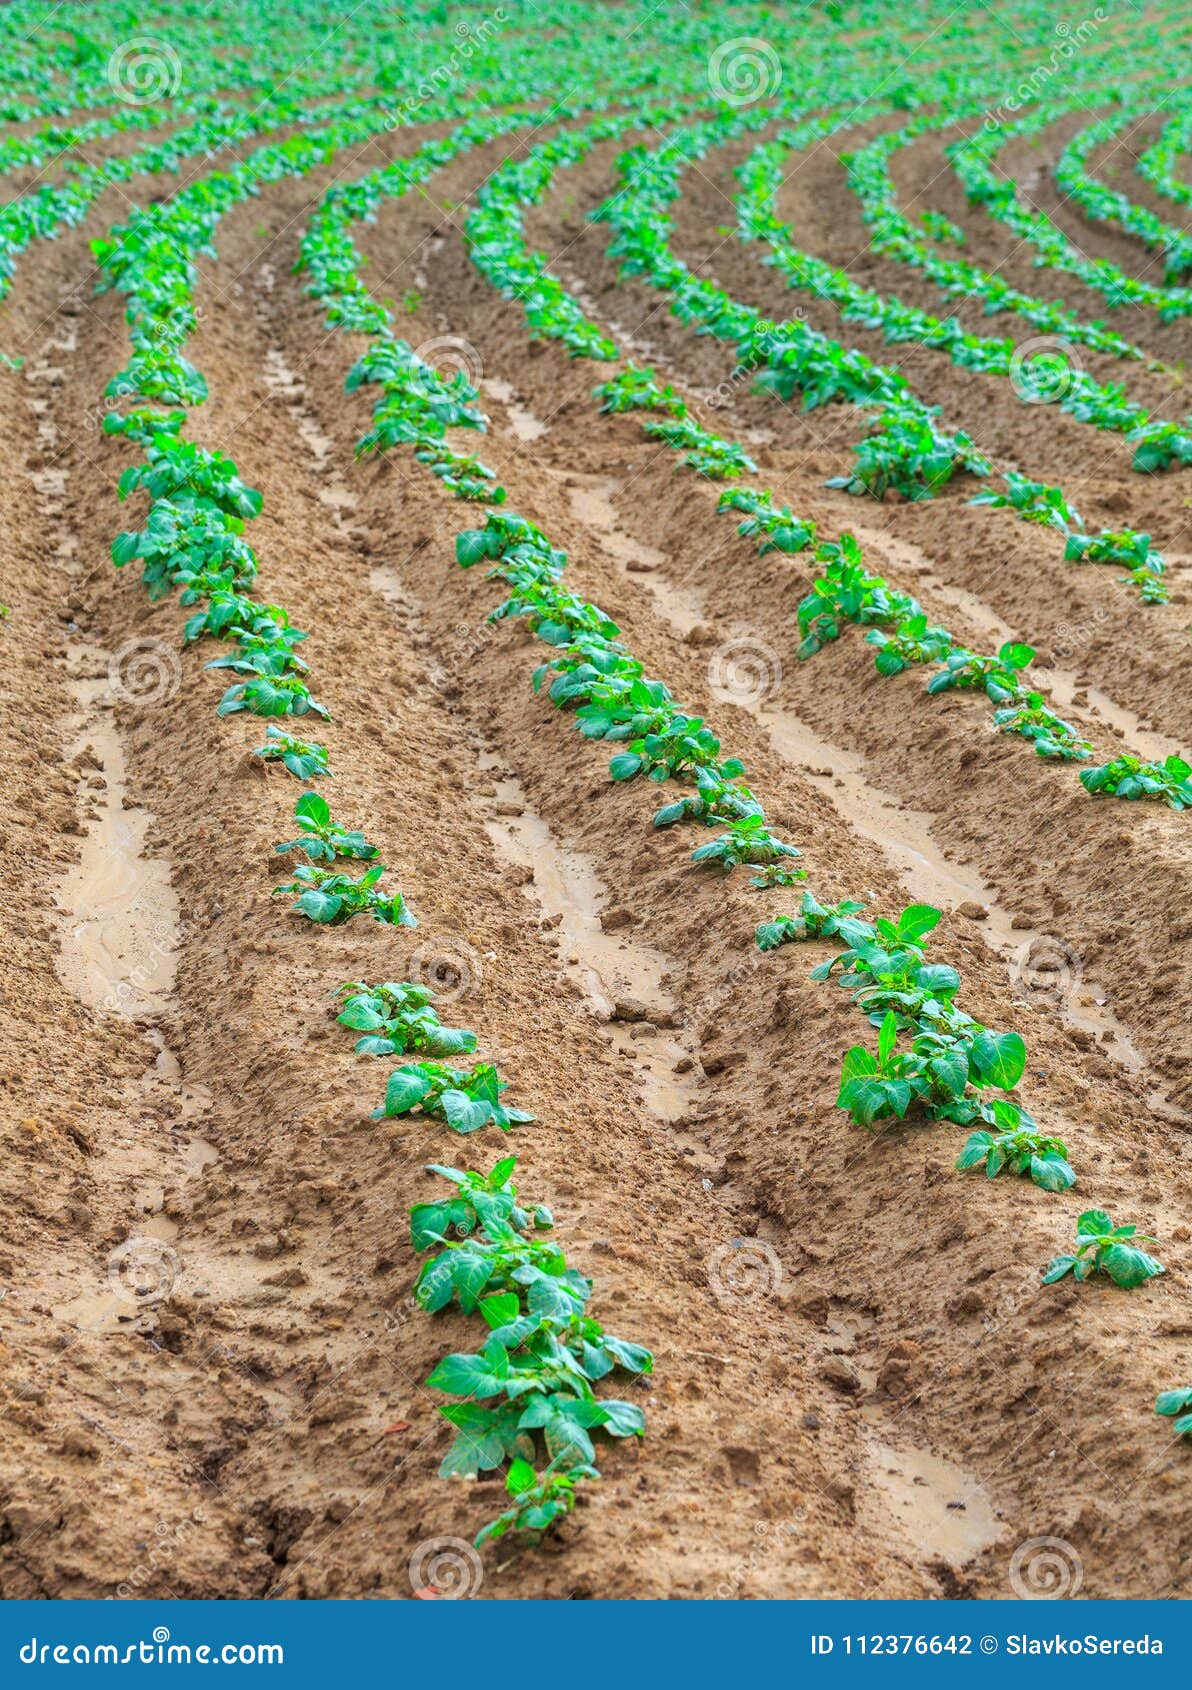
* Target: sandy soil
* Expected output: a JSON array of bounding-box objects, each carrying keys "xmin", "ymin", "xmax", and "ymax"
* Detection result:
[{"xmin": 0, "ymin": 105, "xmax": 1188, "ymax": 1602}]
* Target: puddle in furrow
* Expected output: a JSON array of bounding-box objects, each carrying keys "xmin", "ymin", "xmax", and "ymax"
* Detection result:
[
  {"xmin": 29, "ymin": 307, "xmax": 219, "ymax": 1337},
  {"xmin": 31, "ymin": 318, "xmax": 184, "ymax": 1026},
  {"xmin": 258, "ymin": 263, "xmax": 357, "ymax": 513},
  {"xmin": 365, "ymin": 551, "xmax": 700, "ymax": 1124},
  {"xmin": 865, "ymin": 1440, "xmax": 1002, "ymax": 1569},
  {"xmin": 55, "ymin": 651, "xmax": 181, "ymax": 1019},
  {"xmin": 822, "ymin": 1301, "xmax": 1003, "ymax": 1566},
  {"xmin": 481, "ymin": 376, "xmax": 548, "ymax": 442},
  {"xmin": 573, "ymin": 489, "xmax": 1180, "ymax": 1118},
  {"xmin": 852, "ymin": 522, "xmax": 1179, "ymax": 762},
  {"xmin": 477, "ymin": 752, "xmax": 698, "ymax": 1122},
  {"xmin": 569, "ymin": 477, "xmax": 666, "ymax": 572}
]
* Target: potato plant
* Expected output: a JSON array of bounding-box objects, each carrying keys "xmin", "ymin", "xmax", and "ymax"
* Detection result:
[
  {"xmin": 275, "ymin": 794, "xmax": 376, "ymax": 863},
  {"xmin": 1043, "ymin": 1211, "xmax": 1165, "ymax": 1289},
  {"xmin": 410, "ymin": 1158, "xmax": 650, "ymax": 1545}
]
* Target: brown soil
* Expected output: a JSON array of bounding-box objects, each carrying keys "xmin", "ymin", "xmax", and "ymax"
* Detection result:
[{"xmin": 0, "ymin": 107, "xmax": 1189, "ymax": 1604}]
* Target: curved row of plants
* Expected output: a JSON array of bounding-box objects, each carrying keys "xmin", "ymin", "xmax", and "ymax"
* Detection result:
[
  {"xmin": 593, "ymin": 110, "xmax": 1183, "ymax": 600},
  {"xmin": 1138, "ymin": 106, "xmax": 1192, "ymax": 207},
  {"xmin": 0, "ymin": 85, "xmax": 414, "ymax": 364},
  {"xmin": 90, "ymin": 77, "xmax": 675, "ymax": 1555},
  {"xmin": 738, "ymin": 115, "xmax": 1192, "ymax": 483},
  {"xmin": 453, "ymin": 108, "xmax": 1186, "ymax": 799},
  {"xmin": 947, "ymin": 94, "xmax": 1192, "ymax": 323},
  {"xmin": 844, "ymin": 117, "xmax": 1149, "ymax": 361},
  {"xmin": 1055, "ymin": 100, "xmax": 1192, "ymax": 281}
]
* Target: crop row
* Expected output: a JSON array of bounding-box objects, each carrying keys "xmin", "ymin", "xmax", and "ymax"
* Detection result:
[
  {"xmin": 598, "ymin": 110, "xmax": 1187, "ymax": 590},
  {"xmin": 948, "ymin": 94, "xmax": 1192, "ymax": 323},
  {"xmin": 86, "ymin": 77, "xmax": 687, "ymax": 1549},
  {"xmin": 444, "ymin": 108, "xmax": 1189, "ymax": 801},
  {"xmin": 738, "ymin": 115, "xmax": 1192, "ymax": 471},
  {"xmin": 27, "ymin": 0, "xmax": 1191, "ymax": 1562}
]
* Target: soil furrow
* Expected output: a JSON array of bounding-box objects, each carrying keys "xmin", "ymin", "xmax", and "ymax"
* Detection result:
[{"xmin": 245, "ymin": 139, "xmax": 1192, "ymax": 1596}]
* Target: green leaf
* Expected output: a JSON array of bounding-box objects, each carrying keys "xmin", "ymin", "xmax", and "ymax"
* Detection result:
[
  {"xmin": 1041, "ymin": 1254, "xmax": 1077, "ymax": 1284},
  {"xmin": 382, "ymin": 1066, "xmax": 433, "ymax": 1116},
  {"xmin": 897, "ymin": 903, "xmax": 941, "ymax": 943},
  {"xmin": 479, "ymin": 1291, "xmax": 520, "ymax": 1329},
  {"xmin": 840, "ymin": 1045, "xmax": 878, "ymax": 1082},
  {"xmin": 295, "ymin": 889, "xmax": 342, "ymax": 923},
  {"xmin": 438, "ymin": 1401, "xmax": 523, "ymax": 1477},
  {"xmin": 427, "ymin": 1347, "xmax": 508, "ymax": 1398},
  {"xmin": 295, "ymin": 791, "xmax": 330, "ymax": 827},
  {"xmin": 355, "ymin": 1034, "xmax": 397, "ymax": 1056},
  {"xmin": 915, "ymin": 963, "xmax": 960, "ymax": 995},
  {"xmin": 339, "ymin": 1003, "xmax": 385, "ymax": 1031},
  {"xmin": 1100, "ymin": 1243, "xmax": 1164, "ymax": 1289},
  {"xmin": 956, "ymin": 1132, "xmax": 993, "ymax": 1171},
  {"xmin": 1155, "ymin": 1389, "xmax": 1192, "ymax": 1417},
  {"xmin": 506, "ymin": 1457, "xmax": 537, "ymax": 1497},
  {"xmin": 877, "ymin": 1009, "xmax": 898, "ymax": 1066},
  {"xmin": 970, "ymin": 1029, "xmax": 1026, "ymax": 1090},
  {"xmin": 930, "ymin": 1049, "xmax": 969, "ymax": 1100},
  {"xmin": 598, "ymin": 1399, "xmax": 647, "ymax": 1438},
  {"xmin": 1030, "ymin": 1152, "xmax": 1075, "ymax": 1192},
  {"xmin": 999, "ymin": 642, "xmax": 1035, "ymax": 670},
  {"xmin": 456, "ymin": 531, "xmax": 489, "ymax": 567},
  {"xmin": 439, "ymin": 1090, "xmax": 496, "ymax": 1134}
]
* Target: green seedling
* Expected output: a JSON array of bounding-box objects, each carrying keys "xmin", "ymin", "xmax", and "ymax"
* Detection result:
[
  {"xmin": 337, "ymin": 980, "xmax": 476, "ymax": 1058},
  {"xmin": 273, "ymin": 863, "xmax": 415, "ymax": 927},
  {"xmin": 969, "ymin": 472, "xmax": 1079, "ymax": 532},
  {"xmin": 275, "ymin": 793, "xmax": 376, "ymax": 862},
  {"xmin": 756, "ymin": 892, "xmax": 869, "ymax": 951},
  {"xmin": 993, "ymin": 693, "xmax": 1091, "ymax": 760},
  {"xmin": 690, "ymin": 814, "xmax": 801, "ymax": 872},
  {"xmin": 376, "ymin": 1060, "xmax": 533, "ymax": 1133},
  {"xmin": 409, "ymin": 1157, "xmax": 552, "ymax": 1251},
  {"xmin": 1043, "ymin": 1210, "xmax": 1164, "ymax": 1288},
  {"xmin": 252, "ymin": 727, "xmax": 331, "ymax": 780},
  {"xmin": 1080, "ymin": 753, "xmax": 1192, "ymax": 809},
  {"xmin": 957, "ymin": 1108, "xmax": 1075, "ymax": 1190},
  {"xmin": 926, "ymin": 640, "xmax": 1033, "ymax": 702},
  {"xmin": 475, "ymin": 1459, "xmax": 598, "ymax": 1547}
]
